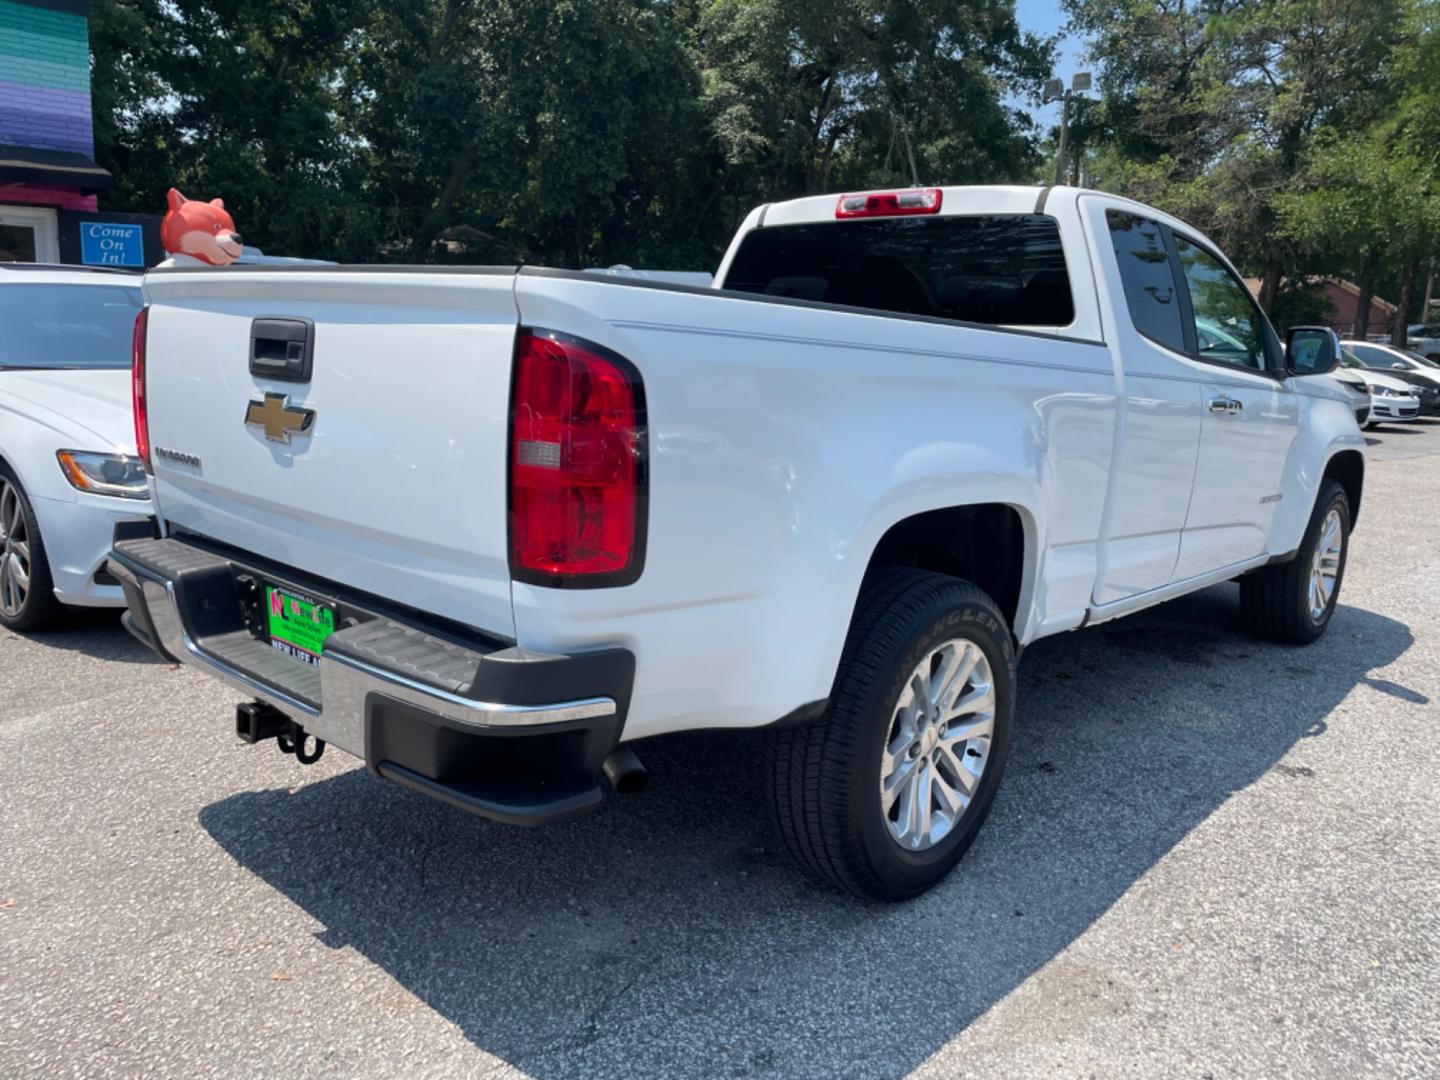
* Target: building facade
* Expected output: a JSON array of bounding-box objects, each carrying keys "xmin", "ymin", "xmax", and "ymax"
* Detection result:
[
  {"xmin": 0, "ymin": 0, "xmax": 158, "ymax": 266},
  {"xmin": 1244, "ymin": 276, "xmax": 1398, "ymax": 338},
  {"xmin": 1313, "ymin": 278, "xmax": 1398, "ymax": 338}
]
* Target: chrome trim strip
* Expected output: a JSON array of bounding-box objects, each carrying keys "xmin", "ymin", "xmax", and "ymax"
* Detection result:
[{"xmin": 322, "ymin": 649, "xmax": 616, "ymax": 727}]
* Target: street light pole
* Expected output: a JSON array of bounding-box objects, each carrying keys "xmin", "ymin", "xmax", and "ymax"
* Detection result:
[
  {"xmin": 1053, "ymin": 91, "xmax": 1072, "ymax": 187},
  {"xmin": 1043, "ymin": 73, "xmax": 1092, "ymax": 187}
]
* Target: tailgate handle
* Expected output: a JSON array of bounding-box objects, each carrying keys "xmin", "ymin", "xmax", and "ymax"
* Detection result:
[{"xmin": 250, "ymin": 317, "xmax": 314, "ymax": 383}]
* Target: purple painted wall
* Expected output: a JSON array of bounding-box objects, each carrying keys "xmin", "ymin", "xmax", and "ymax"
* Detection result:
[
  {"xmin": 0, "ymin": 82, "xmax": 94, "ymax": 156},
  {"xmin": 0, "ymin": 0, "xmax": 98, "ymax": 212}
]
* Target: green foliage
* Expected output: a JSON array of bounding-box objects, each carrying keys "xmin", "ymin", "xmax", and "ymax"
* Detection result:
[
  {"xmin": 697, "ymin": 0, "xmax": 1052, "ymax": 195},
  {"xmin": 89, "ymin": 0, "xmax": 1440, "ymax": 305},
  {"xmin": 1066, "ymin": 0, "xmax": 1438, "ymax": 323},
  {"xmin": 92, "ymin": 0, "xmax": 375, "ymax": 260},
  {"xmin": 89, "ymin": 0, "xmax": 1054, "ymax": 267},
  {"xmin": 1268, "ymin": 283, "xmax": 1335, "ymax": 335}
]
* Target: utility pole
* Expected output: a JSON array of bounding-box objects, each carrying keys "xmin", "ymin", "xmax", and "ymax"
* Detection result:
[
  {"xmin": 1423, "ymin": 259, "xmax": 1436, "ymax": 325},
  {"xmin": 1043, "ymin": 73, "xmax": 1093, "ymax": 187}
]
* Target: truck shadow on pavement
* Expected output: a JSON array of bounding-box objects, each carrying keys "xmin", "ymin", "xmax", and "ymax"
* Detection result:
[{"xmin": 199, "ymin": 584, "xmax": 1414, "ymax": 1079}]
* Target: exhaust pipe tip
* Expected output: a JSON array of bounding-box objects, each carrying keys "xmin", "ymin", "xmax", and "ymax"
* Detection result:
[{"xmin": 603, "ymin": 745, "xmax": 648, "ymax": 794}]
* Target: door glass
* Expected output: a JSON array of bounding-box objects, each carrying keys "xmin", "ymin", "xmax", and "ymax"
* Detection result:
[
  {"xmin": 1173, "ymin": 236, "xmax": 1266, "ymax": 372},
  {"xmin": 1106, "ymin": 210, "xmax": 1186, "ymax": 353},
  {"xmin": 0, "ymin": 224, "xmax": 38, "ymax": 263}
]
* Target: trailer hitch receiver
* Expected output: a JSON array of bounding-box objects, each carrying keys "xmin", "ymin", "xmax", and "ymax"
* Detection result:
[{"xmin": 235, "ymin": 700, "xmax": 326, "ymax": 764}]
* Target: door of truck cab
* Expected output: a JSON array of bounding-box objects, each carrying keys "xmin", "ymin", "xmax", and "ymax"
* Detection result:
[
  {"xmin": 1082, "ymin": 196, "xmax": 1298, "ymax": 605},
  {"xmin": 1082, "ymin": 198, "xmax": 1204, "ymax": 604},
  {"xmin": 1165, "ymin": 229, "xmax": 1299, "ymax": 577}
]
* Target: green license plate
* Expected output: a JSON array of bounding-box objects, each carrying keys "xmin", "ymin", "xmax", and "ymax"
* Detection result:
[{"xmin": 265, "ymin": 585, "xmax": 336, "ymax": 666}]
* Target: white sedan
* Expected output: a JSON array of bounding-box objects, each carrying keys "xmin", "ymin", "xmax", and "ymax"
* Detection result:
[
  {"xmin": 1332, "ymin": 350, "xmax": 1421, "ymax": 425},
  {"xmin": 0, "ymin": 265, "xmax": 151, "ymax": 631},
  {"xmin": 1343, "ymin": 339, "xmax": 1440, "ymax": 390}
]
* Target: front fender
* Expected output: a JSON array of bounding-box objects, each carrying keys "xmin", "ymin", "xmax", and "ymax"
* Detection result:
[
  {"xmin": 1270, "ymin": 387, "xmax": 1366, "ymax": 555},
  {"xmin": 0, "ymin": 401, "xmax": 78, "ymax": 504}
]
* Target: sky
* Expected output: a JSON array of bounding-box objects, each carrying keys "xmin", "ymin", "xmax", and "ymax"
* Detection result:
[{"xmin": 1013, "ymin": 0, "xmax": 1089, "ymax": 129}]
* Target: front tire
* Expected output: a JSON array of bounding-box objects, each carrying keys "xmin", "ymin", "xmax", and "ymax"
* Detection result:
[
  {"xmin": 0, "ymin": 467, "xmax": 67, "ymax": 633},
  {"xmin": 764, "ymin": 569, "xmax": 1017, "ymax": 901},
  {"xmin": 1239, "ymin": 479, "xmax": 1350, "ymax": 644}
]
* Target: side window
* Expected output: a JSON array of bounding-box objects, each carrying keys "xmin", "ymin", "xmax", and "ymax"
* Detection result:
[
  {"xmin": 1173, "ymin": 235, "xmax": 1267, "ymax": 372},
  {"xmin": 1106, "ymin": 210, "xmax": 1186, "ymax": 354},
  {"xmin": 1349, "ymin": 344, "xmax": 1389, "ymax": 366}
]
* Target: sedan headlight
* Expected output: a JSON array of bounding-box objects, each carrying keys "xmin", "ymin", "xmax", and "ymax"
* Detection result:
[
  {"xmin": 55, "ymin": 450, "xmax": 148, "ymax": 500},
  {"xmin": 1371, "ymin": 386, "xmax": 1405, "ymax": 398}
]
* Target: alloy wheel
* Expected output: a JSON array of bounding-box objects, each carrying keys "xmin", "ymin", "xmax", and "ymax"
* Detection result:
[
  {"xmin": 1308, "ymin": 507, "xmax": 1343, "ymax": 621},
  {"xmin": 880, "ymin": 638, "xmax": 996, "ymax": 851},
  {"xmin": 0, "ymin": 479, "xmax": 31, "ymax": 618}
]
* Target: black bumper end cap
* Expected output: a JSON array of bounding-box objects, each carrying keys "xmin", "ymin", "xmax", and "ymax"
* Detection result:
[{"xmin": 375, "ymin": 761, "xmax": 603, "ymax": 827}]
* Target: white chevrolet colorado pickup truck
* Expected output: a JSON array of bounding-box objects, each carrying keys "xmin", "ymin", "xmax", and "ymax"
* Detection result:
[{"xmin": 111, "ymin": 185, "xmax": 1364, "ymax": 900}]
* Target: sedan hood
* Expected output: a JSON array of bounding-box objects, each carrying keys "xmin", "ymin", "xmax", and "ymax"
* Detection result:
[{"xmin": 0, "ymin": 368, "xmax": 135, "ymax": 452}]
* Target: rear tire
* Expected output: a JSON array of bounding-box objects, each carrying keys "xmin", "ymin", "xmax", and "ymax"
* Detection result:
[
  {"xmin": 0, "ymin": 467, "xmax": 67, "ymax": 633},
  {"xmin": 1239, "ymin": 479, "xmax": 1350, "ymax": 645},
  {"xmin": 764, "ymin": 568, "xmax": 1017, "ymax": 901}
]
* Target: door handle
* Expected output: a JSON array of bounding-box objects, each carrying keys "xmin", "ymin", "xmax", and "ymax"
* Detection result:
[
  {"xmin": 250, "ymin": 317, "xmax": 315, "ymax": 383},
  {"xmin": 1208, "ymin": 397, "xmax": 1242, "ymax": 415}
]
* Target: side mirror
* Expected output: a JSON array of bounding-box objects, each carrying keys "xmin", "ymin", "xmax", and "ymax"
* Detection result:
[
  {"xmin": 1285, "ymin": 325, "xmax": 1340, "ymax": 376},
  {"xmin": 1392, "ymin": 363, "xmax": 1406, "ymax": 369}
]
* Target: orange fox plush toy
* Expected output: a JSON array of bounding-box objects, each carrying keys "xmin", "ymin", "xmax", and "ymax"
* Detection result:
[{"xmin": 159, "ymin": 188, "xmax": 243, "ymax": 266}]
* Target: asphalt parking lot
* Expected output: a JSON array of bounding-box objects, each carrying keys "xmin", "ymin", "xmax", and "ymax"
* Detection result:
[{"xmin": 3, "ymin": 423, "xmax": 1438, "ymax": 1079}]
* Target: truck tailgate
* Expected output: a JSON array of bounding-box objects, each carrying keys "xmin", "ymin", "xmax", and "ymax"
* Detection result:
[{"xmin": 141, "ymin": 268, "xmax": 519, "ymax": 638}]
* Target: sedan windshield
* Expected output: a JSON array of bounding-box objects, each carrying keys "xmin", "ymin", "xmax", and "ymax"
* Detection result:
[{"xmin": 0, "ymin": 284, "xmax": 143, "ymax": 370}]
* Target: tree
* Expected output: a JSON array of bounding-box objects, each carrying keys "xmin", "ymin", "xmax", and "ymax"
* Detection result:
[
  {"xmin": 1067, "ymin": 0, "xmax": 1405, "ymax": 313},
  {"xmin": 696, "ymin": 0, "xmax": 1052, "ymax": 198},
  {"xmin": 89, "ymin": 0, "xmax": 173, "ymax": 211},
  {"xmin": 88, "ymin": 0, "xmax": 1059, "ymax": 267},
  {"xmin": 343, "ymin": 0, "xmax": 719, "ymax": 266},
  {"xmin": 1274, "ymin": 131, "xmax": 1418, "ymax": 337},
  {"xmin": 91, "ymin": 0, "xmax": 373, "ymax": 259}
]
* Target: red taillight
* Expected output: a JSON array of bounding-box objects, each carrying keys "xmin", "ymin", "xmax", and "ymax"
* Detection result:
[
  {"xmin": 835, "ymin": 188, "xmax": 943, "ymax": 218},
  {"xmin": 131, "ymin": 306, "xmax": 150, "ymax": 470},
  {"xmin": 509, "ymin": 329, "xmax": 645, "ymax": 585}
]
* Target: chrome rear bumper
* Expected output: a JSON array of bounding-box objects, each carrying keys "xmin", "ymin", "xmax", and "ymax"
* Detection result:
[{"xmin": 109, "ymin": 535, "xmax": 634, "ymax": 825}]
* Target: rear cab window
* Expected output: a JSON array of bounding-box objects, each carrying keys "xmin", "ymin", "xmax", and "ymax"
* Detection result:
[{"xmin": 721, "ymin": 214, "xmax": 1076, "ymax": 328}]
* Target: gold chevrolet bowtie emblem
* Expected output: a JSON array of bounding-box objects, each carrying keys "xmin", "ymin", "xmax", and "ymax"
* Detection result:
[{"xmin": 244, "ymin": 393, "xmax": 315, "ymax": 444}]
